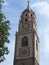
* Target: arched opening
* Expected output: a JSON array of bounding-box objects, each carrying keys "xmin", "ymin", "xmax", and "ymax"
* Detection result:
[
  {"xmin": 22, "ymin": 36, "xmax": 28, "ymax": 47},
  {"xmin": 36, "ymin": 40, "xmax": 38, "ymax": 51}
]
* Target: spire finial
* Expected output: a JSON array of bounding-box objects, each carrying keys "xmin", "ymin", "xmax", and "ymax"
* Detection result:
[{"xmin": 27, "ymin": 0, "xmax": 30, "ymax": 9}]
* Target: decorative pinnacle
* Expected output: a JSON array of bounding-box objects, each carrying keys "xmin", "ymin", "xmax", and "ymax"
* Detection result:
[{"xmin": 27, "ymin": 0, "xmax": 30, "ymax": 9}]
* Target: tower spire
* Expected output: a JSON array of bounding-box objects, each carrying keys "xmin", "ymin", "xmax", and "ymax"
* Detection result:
[{"xmin": 27, "ymin": 0, "xmax": 30, "ymax": 9}]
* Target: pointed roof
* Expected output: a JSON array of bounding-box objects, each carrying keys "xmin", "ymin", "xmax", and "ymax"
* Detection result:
[
  {"xmin": 22, "ymin": 1, "xmax": 35, "ymax": 15},
  {"xmin": 27, "ymin": 1, "xmax": 30, "ymax": 10}
]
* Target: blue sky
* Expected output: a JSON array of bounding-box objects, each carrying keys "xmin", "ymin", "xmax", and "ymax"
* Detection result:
[{"xmin": 1, "ymin": 0, "xmax": 49, "ymax": 65}]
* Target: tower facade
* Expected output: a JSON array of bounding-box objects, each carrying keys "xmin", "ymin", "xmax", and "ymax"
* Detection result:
[{"xmin": 14, "ymin": 2, "xmax": 39, "ymax": 65}]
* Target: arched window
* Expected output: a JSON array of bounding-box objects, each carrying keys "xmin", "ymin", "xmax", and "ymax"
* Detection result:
[
  {"xmin": 36, "ymin": 40, "xmax": 38, "ymax": 51},
  {"xmin": 22, "ymin": 36, "xmax": 28, "ymax": 47}
]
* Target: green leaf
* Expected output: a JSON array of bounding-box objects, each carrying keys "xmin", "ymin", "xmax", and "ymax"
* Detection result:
[{"xmin": 0, "ymin": 0, "xmax": 10, "ymax": 63}]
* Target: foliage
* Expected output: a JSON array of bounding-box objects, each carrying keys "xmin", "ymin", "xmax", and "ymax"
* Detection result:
[{"xmin": 0, "ymin": 0, "xmax": 10, "ymax": 62}]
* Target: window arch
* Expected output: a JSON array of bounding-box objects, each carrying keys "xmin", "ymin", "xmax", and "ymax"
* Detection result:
[
  {"xmin": 22, "ymin": 36, "xmax": 28, "ymax": 47},
  {"xmin": 36, "ymin": 40, "xmax": 38, "ymax": 51}
]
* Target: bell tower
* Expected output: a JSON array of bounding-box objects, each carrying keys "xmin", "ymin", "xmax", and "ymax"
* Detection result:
[{"xmin": 13, "ymin": 1, "xmax": 39, "ymax": 65}]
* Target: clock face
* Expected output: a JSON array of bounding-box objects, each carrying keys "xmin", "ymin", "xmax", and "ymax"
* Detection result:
[
  {"xmin": 22, "ymin": 49, "xmax": 27, "ymax": 55},
  {"xmin": 23, "ymin": 23, "xmax": 29, "ymax": 29},
  {"xmin": 19, "ymin": 47, "xmax": 30, "ymax": 57}
]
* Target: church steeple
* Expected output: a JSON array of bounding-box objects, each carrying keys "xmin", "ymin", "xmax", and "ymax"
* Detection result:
[
  {"xmin": 27, "ymin": 1, "xmax": 31, "ymax": 11},
  {"xmin": 27, "ymin": 1, "xmax": 30, "ymax": 10},
  {"xmin": 13, "ymin": 1, "xmax": 39, "ymax": 65}
]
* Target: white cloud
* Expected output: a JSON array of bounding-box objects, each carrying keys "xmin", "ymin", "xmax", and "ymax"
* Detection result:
[
  {"xmin": 31, "ymin": 1, "xmax": 49, "ymax": 17},
  {"xmin": 32, "ymin": 1, "xmax": 49, "ymax": 56},
  {"xmin": 31, "ymin": 1, "xmax": 49, "ymax": 56},
  {"xmin": 3, "ymin": 0, "xmax": 7, "ymax": 6},
  {"xmin": 43, "ymin": 27, "xmax": 49, "ymax": 56},
  {"xmin": 38, "ymin": 23, "xmax": 49, "ymax": 57}
]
